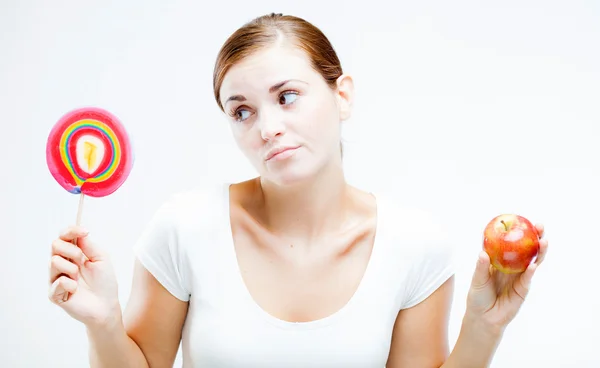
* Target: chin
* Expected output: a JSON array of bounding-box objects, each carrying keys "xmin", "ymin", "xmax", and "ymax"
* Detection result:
[
  {"xmin": 261, "ymin": 160, "xmax": 321, "ymax": 187},
  {"xmin": 264, "ymin": 169, "xmax": 313, "ymax": 186}
]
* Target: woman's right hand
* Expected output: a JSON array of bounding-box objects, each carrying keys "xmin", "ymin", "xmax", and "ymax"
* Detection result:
[{"xmin": 48, "ymin": 226, "xmax": 121, "ymax": 328}]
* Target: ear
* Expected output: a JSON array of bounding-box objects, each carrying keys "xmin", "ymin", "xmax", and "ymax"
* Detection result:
[{"xmin": 335, "ymin": 74, "xmax": 354, "ymax": 121}]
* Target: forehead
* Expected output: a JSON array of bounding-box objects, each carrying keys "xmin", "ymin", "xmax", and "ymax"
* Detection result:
[{"xmin": 220, "ymin": 44, "xmax": 318, "ymax": 97}]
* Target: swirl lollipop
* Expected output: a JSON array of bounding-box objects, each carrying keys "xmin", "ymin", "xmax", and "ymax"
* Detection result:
[
  {"xmin": 46, "ymin": 106, "xmax": 134, "ymax": 300},
  {"xmin": 46, "ymin": 106, "xmax": 133, "ymax": 198}
]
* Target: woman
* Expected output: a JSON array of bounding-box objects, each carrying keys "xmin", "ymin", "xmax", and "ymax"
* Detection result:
[{"xmin": 48, "ymin": 13, "xmax": 548, "ymax": 367}]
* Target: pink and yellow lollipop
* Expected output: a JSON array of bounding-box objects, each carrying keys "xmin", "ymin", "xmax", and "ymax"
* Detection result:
[
  {"xmin": 46, "ymin": 107, "xmax": 134, "ymax": 198},
  {"xmin": 46, "ymin": 107, "xmax": 133, "ymax": 300}
]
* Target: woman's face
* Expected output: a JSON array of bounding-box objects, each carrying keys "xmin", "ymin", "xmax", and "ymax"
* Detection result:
[{"xmin": 219, "ymin": 42, "xmax": 353, "ymax": 186}]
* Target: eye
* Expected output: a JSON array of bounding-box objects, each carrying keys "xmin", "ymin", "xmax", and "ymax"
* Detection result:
[
  {"xmin": 236, "ymin": 109, "xmax": 252, "ymax": 122},
  {"xmin": 228, "ymin": 107, "xmax": 252, "ymax": 122},
  {"xmin": 279, "ymin": 91, "xmax": 298, "ymax": 105}
]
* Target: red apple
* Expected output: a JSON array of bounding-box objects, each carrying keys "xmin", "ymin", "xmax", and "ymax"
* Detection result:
[{"xmin": 483, "ymin": 214, "xmax": 540, "ymax": 274}]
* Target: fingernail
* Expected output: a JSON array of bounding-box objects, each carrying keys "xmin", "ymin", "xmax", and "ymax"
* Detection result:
[{"xmin": 478, "ymin": 252, "xmax": 486, "ymax": 263}]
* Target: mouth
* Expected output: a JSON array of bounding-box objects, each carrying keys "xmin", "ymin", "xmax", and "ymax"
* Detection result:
[{"xmin": 265, "ymin": 146, "xmax": 300, "ymax": 161}]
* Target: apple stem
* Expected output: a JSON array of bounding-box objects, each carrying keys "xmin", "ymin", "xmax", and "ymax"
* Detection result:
[{"xmin": 500, "ymin": 220, "xmax": 508, "ymax": 231}]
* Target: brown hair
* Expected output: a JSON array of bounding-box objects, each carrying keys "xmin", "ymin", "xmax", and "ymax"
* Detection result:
[{"xmin": 212, "ymin": 13, "xmax": 344, "ymax": 111}]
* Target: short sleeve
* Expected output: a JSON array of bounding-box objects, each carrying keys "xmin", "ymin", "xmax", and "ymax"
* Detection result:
[
  {"xmin": 401, "ymin": 240, "xmax": 455, "ymax": 309},
  {"xmin": 133, "ymin": 199, "xmax": 191, "ymax": 302}
]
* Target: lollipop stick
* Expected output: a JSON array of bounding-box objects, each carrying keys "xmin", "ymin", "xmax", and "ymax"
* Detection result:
[
  {"xmin": 63, "ymin": 193, "xmax": 85, "ymax": 302},
  {"xmin": 73, "ymin": 193, "xmax": 85, "ymax": 246}
]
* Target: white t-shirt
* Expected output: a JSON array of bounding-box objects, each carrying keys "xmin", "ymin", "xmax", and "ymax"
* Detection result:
[{"xmin": 133, "ymin": 183, "xmax": 455, "ymax": 368}]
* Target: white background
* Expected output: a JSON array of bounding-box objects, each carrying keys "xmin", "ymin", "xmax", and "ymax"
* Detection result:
[{"xmin": 1, "ymin": 0, "xmax": 598, "ymax": 367}]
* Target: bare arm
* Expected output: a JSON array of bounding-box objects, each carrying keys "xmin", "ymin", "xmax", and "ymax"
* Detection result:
[
  {"xmin": 86, "ymin": 315, "xmax": 149, "ymax": 368},
  {"xmin": 386, "ymin": 276, "xmax": 454, "ymax": 368},
  {"xmin": 384, "ymin": 276, "xmax": 505, "ymax": 368},
  {"xmin": 386, "ymin": 258, "xmax": 542, "ymax": 367},
  {"xmin": 386, "ymin": 224, "xmax": 547, "ymax": 367},
  {"xmin": 87, "ymin": 260, "xmax": 189, "ymax": 368},
  {"xmin": 440, "ymin": 314, "xmax": 503, "ymax": 368}
]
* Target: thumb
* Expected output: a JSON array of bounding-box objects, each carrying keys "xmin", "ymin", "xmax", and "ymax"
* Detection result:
[
  {"xmin": 471, "ymin": 251, "xmax": 492, "ymax": 289},
  {"xmin": 76, "ymin": 233, "xmax": 105, "ymax": 262}
]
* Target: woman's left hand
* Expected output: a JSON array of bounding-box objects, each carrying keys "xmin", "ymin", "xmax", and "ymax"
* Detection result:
[{"xmin": 465, "ymin": 223, "xmax": 549, "ymax": 332}]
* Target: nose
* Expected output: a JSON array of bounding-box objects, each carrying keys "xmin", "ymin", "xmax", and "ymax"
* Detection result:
[{"xmin": 259, "ymin": 109, "xmax": 286, "ymax": 141}]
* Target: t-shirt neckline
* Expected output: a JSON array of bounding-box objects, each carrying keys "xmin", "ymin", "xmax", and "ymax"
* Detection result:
[{"xmin": 220, "ymin": 182, "xmax": 384, "ymax": 331}]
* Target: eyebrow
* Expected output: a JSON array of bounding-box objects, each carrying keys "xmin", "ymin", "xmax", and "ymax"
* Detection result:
[{"xmin": 224, "ymin": 79, "xmax": 307, "ymax": 106}]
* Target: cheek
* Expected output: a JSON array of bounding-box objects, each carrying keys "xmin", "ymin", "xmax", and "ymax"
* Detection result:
[
  {"xmin": 233, "ymin": 126, "xmax": 263, "ymax": 153},
  {"xmin": 300, "ymin": 99, "xmax": 339, "ymax": 140}
]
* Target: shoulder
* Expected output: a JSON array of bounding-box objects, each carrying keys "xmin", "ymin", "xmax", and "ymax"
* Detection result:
[
  {"xmin": 133, "ymin": 182, "xmax": 230, "ymax": 259},
  {"xmin": 134, "ymin": 183, "xmax": 231, "ymax": 251},
  {"xmin": 374, "ymin": 192, "xmax": 456, "ymax": 307}
]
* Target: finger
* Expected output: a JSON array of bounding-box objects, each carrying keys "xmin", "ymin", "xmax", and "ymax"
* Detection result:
[
  {"xmin": 535, "ymin": 223, "xmax": 544, "ymax": 238},
  {"xmin": 48, "ymin": 275, "xmax": 78, "ymax": 305},
  {"xmin": 76, "ymin": 234, "xmax": 104, "ymax": 262},
  {"xmin": 513, "ymin": 261, "xmax": 537, "ymax": 301},
  {"xmin": 535, "ymin": 238, "xmax": 549, "ymax": 265},
  {"xmin": 59, "ymin": 226, "xmax": 89, "ymax": 243},
  {"xmin": 51, "ymin": 239, "xmax": 86, "ymax": 266},
  {"xmin": 471, "ymin": 251, "xmax": 492, "ymax": 289},
  {"xmin": 49, "ymin": 255, "xmax": 79, "ymax": 284}
]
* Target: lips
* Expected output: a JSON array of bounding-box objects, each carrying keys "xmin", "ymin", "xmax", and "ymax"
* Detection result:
[{"xmin": 265, "ymin": 146, "xmax": 299, "ymax": 161}]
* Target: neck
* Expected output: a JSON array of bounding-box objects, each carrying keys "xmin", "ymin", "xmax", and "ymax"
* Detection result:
[{"xmin": 256, "ymin": 163, "xmax": 349, "ymax": 242}]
